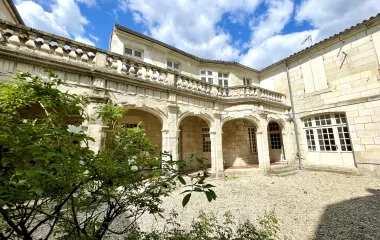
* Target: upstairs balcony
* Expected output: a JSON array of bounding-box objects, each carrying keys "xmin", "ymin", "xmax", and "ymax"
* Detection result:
[{"xmin": 0, "ymin": 19, "xmax": 288, "ymax": 106}]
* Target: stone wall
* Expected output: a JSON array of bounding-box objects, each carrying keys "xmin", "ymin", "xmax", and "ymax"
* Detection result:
[
  {"xmin": 260, "ymin": 22, "xmax": 380, "ymax": 175},
  {"xmin": 119, "ymin": 109, "xmax": 163, "ymax": 152},
  {"xmin": 179, "ymin": 116, "xmax": 211, "ymax": 165},
  {"xmin": 222, "ymin": 119, "xmax": 258, "ymax": 166}
]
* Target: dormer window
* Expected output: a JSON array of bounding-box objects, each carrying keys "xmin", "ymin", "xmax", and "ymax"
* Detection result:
[
  {"xmin": 167, "ymin": 60, "xmax": 180, "ymax": 71},
  {"xmin": 124, "ymin": 47, "xmax": 142, "ymax": 58},
  {"xmin": 200, "ymin": 70, "xmax": 213, "ymax": 84},
  {"xmin": 243, "ymin": 77, "xmax": 251, "ymax": 86}
]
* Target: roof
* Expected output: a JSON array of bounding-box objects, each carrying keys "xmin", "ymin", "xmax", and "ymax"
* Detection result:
[
  {"xmin": 115, "ymin": 13, "xmax": 380, "ymax": 73},
  {"xmin": 7, "ymin": 0, "xmax": 24, "ymax": 25},
  {"xmin": 114, "ymin": 24, "xmax": 260, "ymax": 73}
]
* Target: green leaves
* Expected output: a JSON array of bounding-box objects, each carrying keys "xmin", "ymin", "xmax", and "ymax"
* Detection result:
[
  {"xmin": 177, "ymin": 175, "xmax": 186, "ymax": 185},
  {"xmin": 182, "ymin": 193, "xmax": 191, "ymax": 207}
]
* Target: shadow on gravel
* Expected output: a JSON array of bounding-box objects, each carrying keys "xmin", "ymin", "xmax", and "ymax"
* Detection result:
[{"xmin": 314, "ymin": 188, "xmax": 380, "ymax": 240}]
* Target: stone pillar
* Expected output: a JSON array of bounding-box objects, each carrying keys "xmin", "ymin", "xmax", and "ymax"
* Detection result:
[
  {"xmin": 257, "ymin": 114, "xmax": 270, "ymax": 171},
  {"xmin": 85, "ymin": 99, "xmax": 107, "ymax": 153},
  {"xmin": 210, "ymin": 113, "xmax": 224, "ymax": 178},
  {"xmin": 167, "ymin": 105, "xmax": 179, "ymax": 161}
]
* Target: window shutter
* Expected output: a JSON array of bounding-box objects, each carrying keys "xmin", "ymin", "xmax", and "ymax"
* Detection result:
[
  {"xmin": 301, "ymin": 60, "xmax": 315, "ymax": 93},
  {"xmin": 311, "ymin": 56, "xmax": 328, "ymax": 91}
]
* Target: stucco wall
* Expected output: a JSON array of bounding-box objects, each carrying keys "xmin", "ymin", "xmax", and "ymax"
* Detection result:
[
  {"xmin": 110, "ymin": 30, "xmax": 260, "ymax": 87},
  {"xmin": 0, "ymin": 0, "xmax": 20, "ymax": 24}
]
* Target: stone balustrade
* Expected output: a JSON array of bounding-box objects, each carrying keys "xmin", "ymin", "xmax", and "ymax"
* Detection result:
[
  {"xmin": 0, "ymin": 19, "xmax": 287, "ymax": 105},
  {"xmin": 216, "ymin": 85, "xmax": 285, "ymax": 103}
]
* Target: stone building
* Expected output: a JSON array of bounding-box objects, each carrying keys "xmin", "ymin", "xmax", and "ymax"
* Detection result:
[{"xmin": 0, "ymin": 2, "xmax": 379, "ymax": 176}]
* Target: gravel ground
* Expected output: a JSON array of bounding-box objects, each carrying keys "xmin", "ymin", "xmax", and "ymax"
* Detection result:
[{"xmin": 135, "ymin": 170, "xmax": 380, "ymax": 240}]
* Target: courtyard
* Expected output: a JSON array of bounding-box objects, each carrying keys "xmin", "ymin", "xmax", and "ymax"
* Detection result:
[{"xmin": 137, "ymin": 170, "xmax": 380, "ymax": 240}]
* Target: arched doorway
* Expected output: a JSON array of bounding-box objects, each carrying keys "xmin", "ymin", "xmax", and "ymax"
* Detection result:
[
  {"xmin": 119, "ymin": 109, "xmax": 163, "ymax": 153},
  {"xmin": 222, "ymin": 119, "xmax": 258, "ymax": 167},
  {"xmin": 268, "ymin": 121, "xmax": 284, "ymax": 163},
  {"xmin": 179, "ymin": 116, "xmax": 211, "ymax": 166}
]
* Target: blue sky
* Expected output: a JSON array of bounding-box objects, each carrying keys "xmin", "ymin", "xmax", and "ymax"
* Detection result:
[{"xmin": 15, "ymin": 0, "xmax": 380, "ymax": 70}]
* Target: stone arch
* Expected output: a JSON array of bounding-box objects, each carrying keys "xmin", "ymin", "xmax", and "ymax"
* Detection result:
[
  {"xmin": 178, "ymin": 112, "xmax": 212, "ymax": 166},
  {"xmin": 222, "ymin": 117, "xmax": 259, "ymax": 167},
  {"xmin": 267, "ymin": 117, "xmax": 285, "ymax": 163},
  {"xmin": 178, "ymin": 111, "xmax": 214, "ymax": 130},
  {"xmin": 266, "ymin": 115, "xmax": 286, "ymax": 130},
  {"xmin": 124, "ymin": 106, "xmax": 168, "ymax": 130},
  {"xmin": 119, "ymin": 107, "xmax": 164, "ymax": 154},
  {"xmin": 221, "ymin": 115, "xmax": 261, "ymax": 132}
]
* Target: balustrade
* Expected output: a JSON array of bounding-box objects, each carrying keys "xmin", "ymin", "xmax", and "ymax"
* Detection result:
[{"xmin": 0, "ymin": 19, "xmax": 286, "ymax": 105}]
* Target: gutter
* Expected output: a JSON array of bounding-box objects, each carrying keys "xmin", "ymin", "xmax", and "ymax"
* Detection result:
[{"xmin": 284, "ymin": 62, "xmax": 302, "ymax": 169}]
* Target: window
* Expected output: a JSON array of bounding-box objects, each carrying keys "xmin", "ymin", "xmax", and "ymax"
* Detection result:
[
  {"xmin": 248, "ymin": 127, "xmax": 257, "ymax": 153},
  {"xmin": 218, "ymin": 73, "xmax": 229, "ymax": 87},
  {"xmin": 124, "ymin": 47, "xmax": 142, "ymax": 58},
  {"xmin": 243, "ymin": 78, "xmax": 251, "ymax": 86},
  {"xmin": 202, "ymin": 128, "xmax": 211, "ymax": 152},
  {"xmin": 302, "ymin": 113, "xmax": 352, "ymax": 152},
  {"xmin": 337, "ymin": 126, "xmax": 352, "ymax": 151},
  {"xmin": 268, "ymin": 122, "xmax": 282, "ymax": 149},
  {"xmin": 123, "ymin": 123, "xmax": 138, "ymax": 128},
  {"xmin": 270, "ymin": 133, "xmax": 282, "ymax": 149},
  {"xmin": 317, "ymin": 128, "xmax": 336, "ymax": 151},
  {"xmin": 305, "ymin": 129, "xmax": 316, "ymax": 151},
  {"xmin": 200, "ymin": 70, "xmax": 213, "ymax": 84},
  {"xmin": 167, "ymin": 60, "xmax": 180, "ymax": 71}
]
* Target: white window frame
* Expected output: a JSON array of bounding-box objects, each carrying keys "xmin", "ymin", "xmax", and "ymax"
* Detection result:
[
  {"xmin": 202, "ymin": 127, "xmax": 211, "ymax": 153},
  {"xmin": 243, "ymin": 77, "xmax": 251, "ymax": 86},
  {"xmin": 124, "ymin": 46, "xmax": 143, "ymax": 59},
  {"xmin": 200, "ymin": 70, "xmax": 213, "ymax": 84},
  {"xmin": 167, "ymin": 60, "xmax": 180, "ymax": 71},
  {"xmin": 248, "ymin": 127, "xmax": 257, "ymax": 153},
  {"xmin": 218, "ymin": 72, "xmax": 229, "ymax": 87},
  {"xmin": 303, "ymin": 113, "xmax": 352, "ymax": 153}
]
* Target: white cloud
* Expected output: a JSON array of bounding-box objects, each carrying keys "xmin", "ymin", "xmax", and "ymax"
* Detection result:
[
  {"xmin": 89, "ymin": 34, "xmax": 99, "ymax": 42},
  {"xmin": 296, "ymin": 0, "xmax": 380, "ymax": 41},
  {"xmin": 250, "ymin": 0, "xmax": 294, "ymax": 44},
  {"xmin": 15, "ymin": 0, "xmax": 95, "ymax": 46},
  {"xmin": 76, "ymin": 0, "xmax": 97, "ymax": 7},
  {"xmin": 75, "ymin": 36, "xmax": 95, "ymax": 46},
  {"xmin": 240, "ymin": 30, "xmax": 319, "ymax": 69},
  {"xmin": 117, "ymin": 0, "xmax": 262, "ymax": 61}
]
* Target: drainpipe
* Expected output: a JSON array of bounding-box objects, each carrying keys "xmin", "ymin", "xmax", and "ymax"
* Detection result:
[{"xmin": 284, "ymin": 62, "xmax": 302, "ymax": 169}]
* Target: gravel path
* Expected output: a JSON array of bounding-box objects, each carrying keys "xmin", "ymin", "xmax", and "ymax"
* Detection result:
[{"xmin": 136, "ymin": 170, "xmax": 380, "ymax": 240}]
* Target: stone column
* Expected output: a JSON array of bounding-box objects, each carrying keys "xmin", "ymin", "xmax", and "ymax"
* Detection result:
[
  {"xmin": 85, "ymin": 99, "xmax": 107, "ymax": 153},
  {"xmin": 257, "ymin": 114, "xmax": 270, "ymax": 171},
  {"xmin": 167, "ymin": 105, "xmax": 179, "ymax": 161},
  {"xmin": 210, "ymin": 113, "xmax": 224, "ymax": 178}
]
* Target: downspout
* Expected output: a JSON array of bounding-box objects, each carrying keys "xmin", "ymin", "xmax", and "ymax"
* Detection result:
[{"xmin": 284, "ymin": 61, "xmax": 302, "ymax": 169}]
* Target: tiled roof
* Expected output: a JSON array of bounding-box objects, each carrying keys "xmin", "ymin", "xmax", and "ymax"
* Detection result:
[{"xmin": 115, "ymin": 13, "xmax": 380, "ymax": 73}]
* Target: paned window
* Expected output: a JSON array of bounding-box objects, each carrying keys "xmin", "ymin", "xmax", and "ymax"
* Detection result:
[
  {"xmin": 167, "ymin": 60, "xmax": 180, "ymax": 71},
  {"xmin": 317, "ymin": 128, "xmax": 337, "ymax": 151},
  {"xmin": 243, "ymin": 78, "xmax": 251, "ymax": 86},
  {"xmin": 305, "ymin": 129, "xmax": 316, "ymax": 151},
  {"xmin": 303, "ymin": 113, "xmax": 352, "ymax": 153},
  {"xmin": 248, "ymin": 127, "xmax": 256, "ymax": 153},
  {"xmin": 200, "ymin": 70, "xmax": 213, "ymax": 84},
  {"xmin": 269, "ymin": 122, "xmax": 280, "ymax": 131},
  {"xmin": 218, "ymin": 73, "xmax": 229, "ymax": 87},
  {"xmin": 124, "ymin": 47, "xmax": 142, "ymax": 58},
  {"xmin": 338, "ymin": 126, "xmax": 352, "ymax": 151},
  {"xmin": 202, "ymin": 127, "xmax": 211, "ymax": 152},
  {"xmin": 270, "ymin": 133, "xmax": 281, "ymax": 149}
]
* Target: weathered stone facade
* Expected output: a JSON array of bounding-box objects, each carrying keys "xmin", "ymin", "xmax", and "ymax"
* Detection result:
[{"xmin": 0, "ymin": 9, "xmax": 380, "ymax": 176}]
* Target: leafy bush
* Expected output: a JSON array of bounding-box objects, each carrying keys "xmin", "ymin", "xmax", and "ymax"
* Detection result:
[
  {"xmin": 0, "ymin": 71, "xmax": 215, "ymax": 239},
  {"xmin": 125, "ymin": 210, "xmax": 279, "ymax": 240}
]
